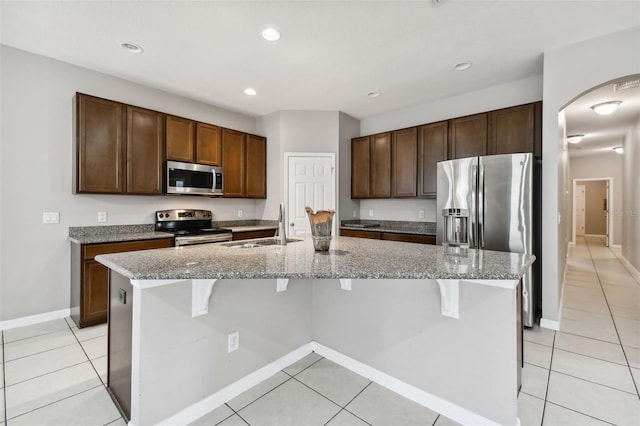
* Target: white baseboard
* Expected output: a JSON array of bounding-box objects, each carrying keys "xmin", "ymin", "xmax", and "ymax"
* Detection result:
[
  {"xmin": 312, "ymin": 342, "xmax": 507, "ymax": 426},
  {"xmin": 618, "ymin": 255, "xmax": 640, "ymax": 285},
  {"xmin": 155, "ymin": 343, "xmax": 315, "ymax": 426},
  {"xmin": 610, "ymin": 244, "xmax": 622, "ymax": 249},
  {"xmin": 540, "ymin": 318, "xmax": 560, "ymax": 331},
  {"xmin": 0, "ymin": 308, "xmax": 70, "ymax": 331},
  {"xmin": 584, "ymin": 234, "xmax": 606, "ymax": 237},
  {"xmin": 155, "ymin": 341, "xmax": 511, "ymax": 426}
]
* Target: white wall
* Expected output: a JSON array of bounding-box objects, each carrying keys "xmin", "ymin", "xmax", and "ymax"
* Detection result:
[
  {"xmin": 338, "ymin": 112, "xmax": 361, "ymax": 221},
  {"xmin": 570, "ymin": 154, "xmax": 623, "ymax": 244},
  {"xmin": 541, "ymin": 26, "xmax": 640, "ymax": 325},
  {"xmin": 0, "ymin": 46, "xmax": 260, "ymax": 321},
  {"xmin": 622, "ymin": 120, "xmax": 640, "ymax": 272}
]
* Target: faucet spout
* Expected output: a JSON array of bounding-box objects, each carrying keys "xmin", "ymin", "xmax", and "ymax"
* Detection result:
[{"xmin": 277, "ymin": 203, "xmax": 287, "ymax": 245}]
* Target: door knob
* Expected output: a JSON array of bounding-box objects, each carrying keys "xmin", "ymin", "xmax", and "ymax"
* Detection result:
[{"xmin": 290, "ymin": 223, "xmax": 294, "ymax": 227}]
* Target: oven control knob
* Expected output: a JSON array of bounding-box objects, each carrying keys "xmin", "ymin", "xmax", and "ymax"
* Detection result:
[{"xmin": 158, "ymin": 213, "xmax": 164, "ymax": 218}]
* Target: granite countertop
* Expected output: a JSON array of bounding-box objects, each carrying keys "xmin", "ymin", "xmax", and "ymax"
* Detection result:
[
  {"xmin": 229, "ymin": 225, "xmax": 278, "ymax": 233},
  {"xmin": 96, "ymin": 235, "xmax": 534, "ymax": 282},
  {"xmin": 68, "ymin": 225, "xmax": 173, "ymax": 244},
  {"xmin": 340, "ymin": 220, "xmax": 436, "ymax": 236}
]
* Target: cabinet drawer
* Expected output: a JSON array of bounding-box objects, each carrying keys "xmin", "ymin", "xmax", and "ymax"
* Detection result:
[
  {"xmin": 340, "ymin": 229, "xmax": 382, "ymax": 239},
  {"xmin": 381, "ymin": 233, "xmax": 436, "ymax": 245},
  {"xmin": 83, "ymin": 238, "xmax": 173, "ymax": 260},
  {"xmin": 232, "ymin": 229, "xmax": 276, "ymax": 241}
]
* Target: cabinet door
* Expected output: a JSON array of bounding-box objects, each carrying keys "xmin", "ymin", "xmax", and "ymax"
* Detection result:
[
  {"xmin": 418, "ymin": 121, "xmax": 448, "ymax": 197},
  {"xmin": 490, "ymin": 104, "xmax": 535, "ymax": 155},
  {"xmin": 126, "ymin": 106, "xmax": 163, "ymax": 194},
  {"xmin": 340, "ymin": 229, "xmax": 381, "ymax": 239},
  {"xmin": 370, "ymin": 132, "xmax": 392, "ymax": 198},
  {"xmin": 82, "ymin": 260, "xmax": 109, "ymax": 326},
  {"xmin": 166, "ymin": 115, "xmax": 194, "ymax": 162},
  {"xmin": 246, "ymin": 135, "xmax": 267, "ymax": 198},
  {"xmin": 196, "ymin": 123, "xmax": 222, "ymax": 165},
  {"xmin": 76, "ymin": 94, "xmax": 125, "ymax": 193},
  {"xmin": 351, "ymin": 137, "xmax": 370, "ymax": 199},
  {"xmin": 449, "ymin": 113, "xmax": 488, "ymax": 159},
  {"xmin": 222, "ymin": 128, "xmax": 246, "ymax": 197},
  {"xmin": 392, "ymin": 127, "xmax": 417, "ymax": 197}
]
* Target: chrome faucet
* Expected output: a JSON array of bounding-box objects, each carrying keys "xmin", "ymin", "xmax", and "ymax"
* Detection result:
[{"xmin": 276, "ymin": 202, "xmax": 287, "ymax": 245}]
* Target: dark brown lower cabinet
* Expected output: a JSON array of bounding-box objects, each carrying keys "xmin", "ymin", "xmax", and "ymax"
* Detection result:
[
  {"xmin": 70, "ymin": 238, "xmax": 173, "ymax": 328},
  {"xmin": 232, "ymin": 229, "xmax": 277, "ymax": 241},
  {"xmin": 340, "ymin": 229, "xmax": 435, "ymax": 245}
]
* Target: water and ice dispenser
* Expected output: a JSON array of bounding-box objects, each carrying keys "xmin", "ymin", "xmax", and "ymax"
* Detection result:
[{"xmin": 441, "ymin": 208, "xmax": 469, "ymax": 247}]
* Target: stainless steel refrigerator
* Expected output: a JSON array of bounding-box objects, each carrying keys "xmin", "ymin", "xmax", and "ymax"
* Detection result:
[{"xmin": 436, "ymin": 153, "xmax": 536, "ymax": 327}]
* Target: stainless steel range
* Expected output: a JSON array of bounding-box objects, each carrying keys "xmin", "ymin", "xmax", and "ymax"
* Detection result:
[{"xmin": 155, "ymin": 209, "xmax": 232, "ymax": 246}]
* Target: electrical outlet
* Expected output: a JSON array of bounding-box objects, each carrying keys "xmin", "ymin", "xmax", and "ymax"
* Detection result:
[
  {"xmin": 228, "ymin": 331, "xmax": 239, "ymax": 353},
  {"xmin": 237, "ymin": 210, "xmax": 243, "ymax": 218},
  {"xmin": 368, "ymin": 210, "xmax": 374, "ymax": 217},
  {"xmin": 42, "ymin": 212, "xmax": 59, "ymax": 224},
  {"xmin": 98, "ymin": 211, "xmax": 108, "ymax": 223},
  {"xmin": 352, "ymin": 210, "xmax": 357, "ymax": 218},
  {"xmin": 418, "ymin": 210, "xmax": 425, "ymax": 219}
]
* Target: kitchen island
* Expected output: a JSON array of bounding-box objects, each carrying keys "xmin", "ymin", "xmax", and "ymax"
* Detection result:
[{"xmin": 96, "ymin": 236, "xmax": 534, "ymax": 426}]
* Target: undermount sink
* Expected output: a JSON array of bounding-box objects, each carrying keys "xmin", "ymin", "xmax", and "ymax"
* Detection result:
[{"xmin": 224, "ymin": 238, "xmax": 302, "ymax": 249}]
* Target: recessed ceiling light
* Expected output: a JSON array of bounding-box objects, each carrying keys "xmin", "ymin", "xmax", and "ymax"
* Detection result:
[
  {"xmin": 261, "ymin": 28, "xmax": 281, "ymax": 41},
  {"xmin": 120, "ymin": 42, "xmax": 143, "ymax": 54},
  {"xmin": 367, "ymin": 91, "xmax": 381, "ymax": 98},
  {"xmin": 591, "ymin": 101, "xmax": 621, "ymax": 115},
  {"xmin": 613, "ymin": 146, "xmax": 624, "ymax": 154},
  {"xmin": 566, "ymin": 134, "xmax": 584, "ymax": 144},
  {"xmin": 244, "ymin": 88, "xmax": 257, "ymax": 96},
  {"xmin": 454, "ymin": 61, "xmax": 472, "ymax": 71}
]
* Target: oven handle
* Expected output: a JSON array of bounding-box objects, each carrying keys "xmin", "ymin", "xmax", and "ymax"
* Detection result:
[{"xmin": 175, "ymin": 234, "xmax": 233, "ymax": 246}]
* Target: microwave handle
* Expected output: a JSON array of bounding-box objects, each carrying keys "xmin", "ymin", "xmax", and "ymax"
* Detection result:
[{"xmin": 211, "ymin": 169, "xmax": 217, "ymax": 192}]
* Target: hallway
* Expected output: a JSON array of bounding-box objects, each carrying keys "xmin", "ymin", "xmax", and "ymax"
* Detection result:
[{"xmin": 520, "ymin": 236, "xmax": 640, "ymax": 425}]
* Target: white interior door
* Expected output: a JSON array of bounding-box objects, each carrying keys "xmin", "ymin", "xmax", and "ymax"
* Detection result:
[
  {"xmin": 575, "ymin": 185, "xmax": 586, "ymax": 237},
  {"xmin": 287, "ymin": 154, "xmax": 335, "ymax": 236}
]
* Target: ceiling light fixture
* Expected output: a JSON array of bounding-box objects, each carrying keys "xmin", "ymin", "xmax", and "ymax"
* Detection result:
[
  {"xmin": 454, "ymin": 61, "xmax": 472, "ymax": 71},
  {"xmin": 261, "ymin": 28, "xmax": 281, "ymax": 41},
  {"xmin": 244, "ymin": 88, "xmax": 257, "ymax": 96},
  {"xmin": 613, "ymin": 146, "xmax": 624, "ymax": 154},
  {"xmin": 120, "ymin": 42, "xmax": 144, "ymax": 54},
  {"xmin": 367, "ymin": 91, "xmax": 381, "ymax": 98},
  {"xmin": 566, "ymin": 134, "xmax": 584, "ymax": 144},
  {"xmin": 591, "ymin": 101, "xmax": 621, "ymax": 115}
]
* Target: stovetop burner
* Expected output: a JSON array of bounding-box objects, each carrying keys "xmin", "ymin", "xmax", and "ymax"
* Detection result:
[{"xmin": 155, "ymin": 209, "xmax": 231, "ymax": 235}]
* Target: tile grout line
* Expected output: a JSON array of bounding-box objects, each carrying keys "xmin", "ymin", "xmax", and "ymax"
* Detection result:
[
  {"xmin": 549, "ymin": 369, "xmax": 639, "ymax": 396},
  {"xmin": 68, "ymin": 323, "xmax": 107, "ymax": 387},
  {"xmin": 539, "ymin": 327, "xmax": 556, "ymax": 426},
  {"xmin": 322, "ymin": 382, "xmax": 374, "ymax": 426},
  {"xmin": 3, "ymin": 341, "xmax": 81, "ymax": 364},
  {"xmin": 545, "ymin": 401, "xmax": 618, "ymax": 426},
  {"xmin": 584, "ymin": 236, "xmax": 640, "ymax": 398},
  {"xmin": 551, "ymin": 346, "xmax": 631, "ymax": 368},
  {"xmin": 2, "ymin": 331, "xmax": 7, "ymax": 426}
]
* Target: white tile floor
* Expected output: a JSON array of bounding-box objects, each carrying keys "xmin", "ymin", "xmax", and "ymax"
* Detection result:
[{"xmin": 1, "ymin": 236, "xmax": 639, "ymax": 425}]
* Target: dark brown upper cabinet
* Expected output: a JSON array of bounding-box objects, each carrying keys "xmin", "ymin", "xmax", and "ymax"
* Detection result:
[
  {"xmin": 165, "ymin": 115, "xmax": 195, "ymax": 163},
  {"xmin": 351, "ymin": 136, "xmax": 371, "ymax": 199},
  {"xmin": 418, "ymin": 121, "xmax": 448, "ymax": 198},
  {"xmin": 126, "ymin": 106, "xmax": 164, "ymax": 195},
  {"xmin": 245, "ymin": 135, "xmax": 267, "ymax": 198},
  {"xmin": 489, "ymin": 103, "xmax": 535, "ymax": 155},
  {"xmin": 196, "ymin": 122, "xmax": 222, "ymax": 166},
  {"xmin": 76, "ymin": 94, "xmax": 125, "ymax": 193},
  {"xmin": 370, "ymin": 132, "xmax": 392, "ymax": 198},
  {"xmin": 449, "ymin": 113, "xmax": 488, "ymax": 159},
  {"xmin": 222, "ymin": 128, "xmax": 246, "ymax": 198},
  {"xmin": 392, "ymin": 127, "xmax": 417, "ymax": 198}
]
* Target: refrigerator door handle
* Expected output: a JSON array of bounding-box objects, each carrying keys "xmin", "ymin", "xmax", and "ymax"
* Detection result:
[
  {"xmin": 470, "ymin": 164, "xmax": 477, "ymax": 248},
  {"xmin": 478, "ymin": 164, "xmax": 485, "ymax": 249}
]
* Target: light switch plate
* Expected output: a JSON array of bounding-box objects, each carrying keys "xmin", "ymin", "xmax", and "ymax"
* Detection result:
[
  {"xmin": 418, "ymin": 210, "xmax": 425, "ymax": 219},
  {"xmin": 237, "ymin": 210, "xmax": 243, "ymax": 218},
  {"xmin": 43, "ymin": 212, "xmax": 59, "ymax": 224},
  {"xmin": 368, "ymin": 210, "xmax": 374, "ymax": 217},
  {"xmin": 98, "ymin": 211, "xmax": 107, "ymax": 223}
]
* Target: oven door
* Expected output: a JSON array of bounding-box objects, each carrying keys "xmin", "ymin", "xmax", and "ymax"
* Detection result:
[
  {"xmin": 166, "ymin": 161, "xmax": 223, "ymax": 195},
  {"xmin": 174, "ymin": 233, "xmax": 233, "ymax": 247}
]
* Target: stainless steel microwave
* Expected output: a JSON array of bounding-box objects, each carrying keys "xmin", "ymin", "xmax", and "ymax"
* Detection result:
[{"xmin": 166, "ymin": 161, "xmax": 223, "ymax": 196}]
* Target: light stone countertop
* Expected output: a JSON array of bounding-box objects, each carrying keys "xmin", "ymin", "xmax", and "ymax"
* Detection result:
[
  {"xmin": 68, "ymin": 224, "xmax": 174, "ymax": 244},
  {"xmin": 95, "ymin": 236, "xmax": 534, "ymax": 282},
  {"xmin": 228, "ymin": 225, "xmax": 278, "ymax": 233}
]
